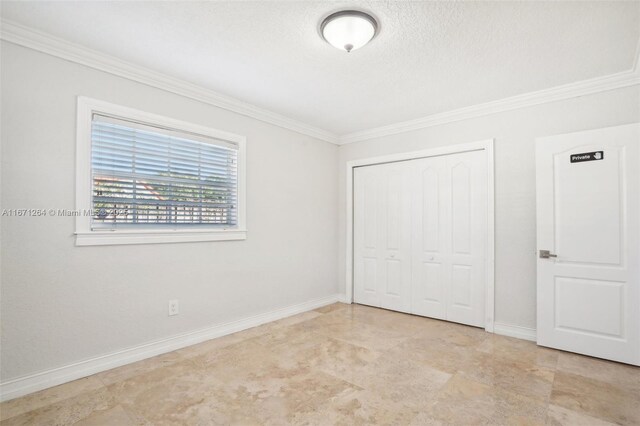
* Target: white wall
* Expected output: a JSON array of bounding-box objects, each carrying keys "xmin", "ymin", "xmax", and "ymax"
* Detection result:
[
  {"xmin": 0, "ymin": 42, "xmax": 339, "ymax": 381},
  {"xmin": 338, "ymin": 85, "xmax": 640, "ymax": 330},
  {"xmin": 2, "ymin": 37, "xmax": 639, "ymax": 385}
]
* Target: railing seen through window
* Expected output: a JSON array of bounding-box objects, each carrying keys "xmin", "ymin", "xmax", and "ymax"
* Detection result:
[{"xmin": 91, "ymin": 115, "xmax": 239, "ymax": 229}]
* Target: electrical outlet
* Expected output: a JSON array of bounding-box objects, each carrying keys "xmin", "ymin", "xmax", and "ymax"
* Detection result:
[{"xmin": 168, "ymin": 299, "xmax": 179, "ymax": 316}]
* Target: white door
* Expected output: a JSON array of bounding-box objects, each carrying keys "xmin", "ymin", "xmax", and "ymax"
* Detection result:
[
  {"xmin": 353, "ymin": 161, "xmax": 412, "ymax": 314},
  {"xmin": 536, "ymin": 123, "xmax": 640, "ymax": 365},
  {"xmin": 411, "ymin": 152, "xmax": 487, "ymax": 327},
  {"xmin": 445, "ymin": 151, "xmax": 487, "ymax": 327},
  {"xmin": 354, "ymin": 149, "xmax": 488, "ymax": 328},
  {"xmin": 410, "ymin": 155, "xmax": 448, "ymax": 320}
]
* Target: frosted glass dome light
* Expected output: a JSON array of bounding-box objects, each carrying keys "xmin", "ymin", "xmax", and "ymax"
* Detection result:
[{"xmin": 320, "ymin": 11, "xmax": 378, "ymax": 53}]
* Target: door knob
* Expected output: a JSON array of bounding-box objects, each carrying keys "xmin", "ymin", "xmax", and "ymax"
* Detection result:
[{"xmin": 539, "ymin": 250, "xmax": 558, "ymax": 259}]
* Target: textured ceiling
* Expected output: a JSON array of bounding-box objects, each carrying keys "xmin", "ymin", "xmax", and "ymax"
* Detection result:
[{"xmin": 2, "ymin": 1, "xmax": 639, "ymax": 135}]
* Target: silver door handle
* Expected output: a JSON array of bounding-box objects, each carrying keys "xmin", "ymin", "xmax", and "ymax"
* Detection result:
[{"xmin": 539, "ymin": 250, "xmax": 558, "ymax": 259}]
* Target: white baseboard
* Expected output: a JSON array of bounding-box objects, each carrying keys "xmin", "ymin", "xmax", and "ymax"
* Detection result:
[
  {"xmin": 0, "ymin": 293, "xmax": 342, "ymax": 402},
  {"xmin": 339, "ymin": 296, "xmax": 537, "ymax": 343},
  {"xmin": 493, "ymin": 322, "xmax": 537, "ymax": 342}
]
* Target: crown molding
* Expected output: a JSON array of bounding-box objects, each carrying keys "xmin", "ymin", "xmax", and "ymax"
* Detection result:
[
  {"xmin": 0, "ymin": 19, "xmax": 340, "ymax": 145},
  {"xmin": 2, "ymin": 19, "xmax": 638, "ymax": 147},
  {"xmin": 338, "ymin": 66, "xmax": 640, "ymax": 145}
]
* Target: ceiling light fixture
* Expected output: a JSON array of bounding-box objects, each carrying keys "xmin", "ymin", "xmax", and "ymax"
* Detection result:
[{"xmin": 320, "ymin": 10, "xmax": 378, "ymax": 53}]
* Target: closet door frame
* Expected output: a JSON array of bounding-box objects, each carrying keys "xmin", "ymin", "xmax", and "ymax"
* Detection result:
[{"xmin": 346, "ymin": 139, "xmax": 495, "ymax": 332}]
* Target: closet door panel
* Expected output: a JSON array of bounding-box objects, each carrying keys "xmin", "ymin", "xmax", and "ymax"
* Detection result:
[
  {"xmin": 446, "ymin": 151, "xmax": 487, "ymax": 327},
  {"xmin": 411, "ymin": 157, "xmax": 447, "ymax": 319},
  {"xmin": 378, "ymin": 164, "xmax": 413, "ymax": 313},
  {"xmin": 353, "ymin": 166, "xmax": 381, "ymax": 307}
]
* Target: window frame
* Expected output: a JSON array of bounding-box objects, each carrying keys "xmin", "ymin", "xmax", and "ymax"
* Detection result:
[{"xmin": 75, "ymin": 96, "xmax": 247, "ymax": 246}]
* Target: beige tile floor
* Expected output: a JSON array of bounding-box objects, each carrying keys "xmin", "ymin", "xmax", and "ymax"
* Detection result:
[{"xmin": 1, "ymin": 303, "xmax": 639, "ymax": 425}]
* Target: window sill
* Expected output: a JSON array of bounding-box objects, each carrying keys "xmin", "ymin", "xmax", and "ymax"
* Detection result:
[{"xmin": 75, "ymin": 229, "xmax": 247, "ymax": 246}]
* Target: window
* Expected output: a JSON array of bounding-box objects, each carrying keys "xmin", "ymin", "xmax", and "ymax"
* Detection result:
[
  {"xmin": 76, "ymin": 97, "xmax": 246, "ymax": 246},
  {"xmin": 91, "ymin": 115, "xmax": 239, "ymax": 228}
]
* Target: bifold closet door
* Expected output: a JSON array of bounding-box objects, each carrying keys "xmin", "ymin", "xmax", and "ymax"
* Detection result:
[
  {"xmin": 411, "ymin": 151, "xmax": 487, "ymax": 327},
  {"xmin": 354, "ymin": 149, "xmax": 487, "ymax": 328},
  {"xmin": 353, "ymin": 162, "xmax": 412, "ymax": 314}
]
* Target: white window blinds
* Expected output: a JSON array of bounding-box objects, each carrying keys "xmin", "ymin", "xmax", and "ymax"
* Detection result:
[{"xmin": 91, "ymin": 114, "xmax": 239, "ymax": 229}]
